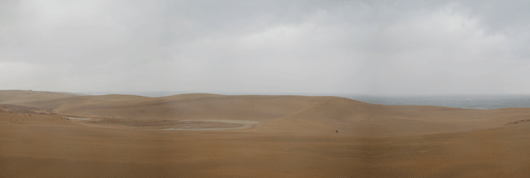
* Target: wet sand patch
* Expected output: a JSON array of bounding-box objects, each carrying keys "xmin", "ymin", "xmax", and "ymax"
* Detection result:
[
  {"xmin": 163, "ymin": 120, "xmax": 260, "ymax": 130},
  {"xmin": 65, "ymin": 117, "xmax": 92, "ymax": 121},
  {"xmin": 64, "ymin": 117, "xmax": 260, "ymax": 130}
]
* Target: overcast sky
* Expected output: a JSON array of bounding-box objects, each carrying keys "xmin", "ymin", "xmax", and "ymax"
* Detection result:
[{"xmin": 1, "ymin": 0, "xmax": 530, "ymax": 95}]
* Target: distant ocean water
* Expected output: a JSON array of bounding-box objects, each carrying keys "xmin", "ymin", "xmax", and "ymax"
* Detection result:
[{"xmin": 343, "ymin": 95, "xmax": 530, "ymax": 110}]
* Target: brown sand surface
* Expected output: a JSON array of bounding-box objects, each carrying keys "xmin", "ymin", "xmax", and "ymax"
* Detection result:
[{"xmin": 1, "ymin": 90, "xmax": 530, "ymax": 177}]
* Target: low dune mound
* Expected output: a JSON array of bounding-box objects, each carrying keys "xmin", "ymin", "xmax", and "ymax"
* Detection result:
[
  {"xmin": 0, "ymin": 111, "xmax": 68, "ymax": 125},
  {"xmin": 506, "ymin": 119, "xmax": 530, "ymax": 125},
  {"xmin": 0, "ymin": 104, "xmax": 54, "ymax": 114}
]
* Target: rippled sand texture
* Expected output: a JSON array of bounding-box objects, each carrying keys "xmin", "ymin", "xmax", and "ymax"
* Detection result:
[{"xmin": 1, "ymin": 90, "xmax": 530, "ymax": 178}]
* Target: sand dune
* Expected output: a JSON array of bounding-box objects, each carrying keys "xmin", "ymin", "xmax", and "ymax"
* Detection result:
[{"xmin": 1, "ymin": 90, "xmax": 530, "ymax": 177}]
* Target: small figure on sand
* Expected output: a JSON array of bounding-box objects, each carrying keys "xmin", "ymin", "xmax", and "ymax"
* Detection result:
[{"xmin": 335, "ymin": 130, "xmax": 338, "ymax": 133}]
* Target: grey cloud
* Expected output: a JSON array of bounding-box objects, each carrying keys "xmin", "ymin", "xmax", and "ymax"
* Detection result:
[{"xmin": 1, "ymin": 0, "xmax": 529, "ymax": 95}]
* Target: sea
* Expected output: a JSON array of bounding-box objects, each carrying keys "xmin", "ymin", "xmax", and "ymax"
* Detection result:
[
  {"xmin": 343, "ymin": 95, "xmax": 530, "ymax": 110},
  {"xmin": 80, "ymin": 92, "xmax": 530, "ymax": 110}
]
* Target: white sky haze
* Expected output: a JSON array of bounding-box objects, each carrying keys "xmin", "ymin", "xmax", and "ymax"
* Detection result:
[{"xmin": 1, "ymin": 0, "xmax": 530, "ymax": 95}]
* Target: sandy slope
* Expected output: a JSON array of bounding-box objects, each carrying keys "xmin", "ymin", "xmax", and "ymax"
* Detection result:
[{"xmin": 1, "ymin": 90, "xmax": 530, "ymax": 177}]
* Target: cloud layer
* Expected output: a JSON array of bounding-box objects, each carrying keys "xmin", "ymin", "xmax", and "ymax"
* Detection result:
[{"xmin": 1, "ymin": 0, "xmax": 530, "ymax": 95}]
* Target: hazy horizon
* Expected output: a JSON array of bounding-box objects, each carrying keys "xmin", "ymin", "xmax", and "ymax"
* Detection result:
[{"xmin": 7, "ymin": 89, "xmax": 530, "ymax": 97}]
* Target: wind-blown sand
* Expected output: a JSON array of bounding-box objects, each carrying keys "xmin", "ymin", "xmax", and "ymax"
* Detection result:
[{"xmin": 1, "ymin": 90, "xmax": 530, "ymax": 177}]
